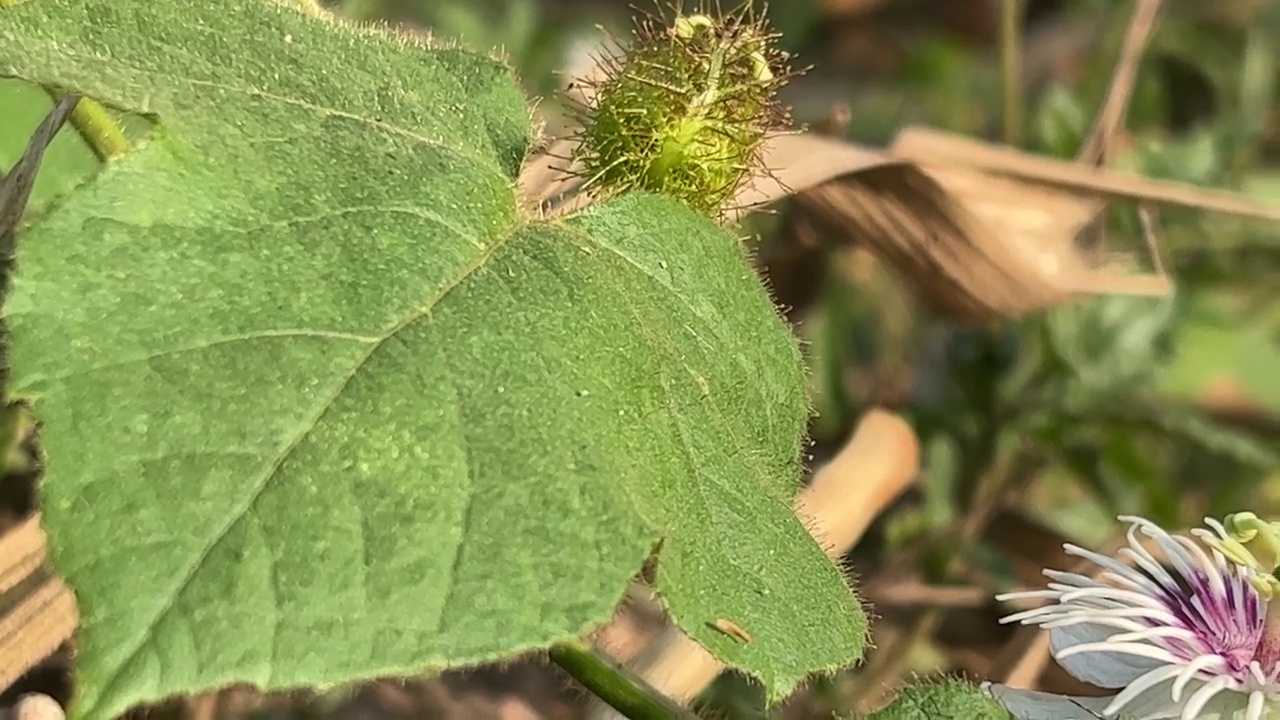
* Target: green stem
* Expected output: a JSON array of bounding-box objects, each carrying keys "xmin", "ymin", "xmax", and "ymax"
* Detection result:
[
  {"xmin": 43, "ymin": 89, "xmax": 128, "ymax": 162},
  {"xmin": 999, "ymin": 0, "xmax": 1023, "ymax": 146},
  {"xmin": 547, "ymin": 639, "xmax": 695, "ymax": 719}
]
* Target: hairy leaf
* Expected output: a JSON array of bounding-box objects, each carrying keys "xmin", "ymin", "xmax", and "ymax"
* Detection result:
[
  {"xmin": 0, "ymin": 2, "xmax": 865, "ymax": 717},
  {"xmin": 874, "ymin": 679, "xmax": 1011, "ymax": 720}
]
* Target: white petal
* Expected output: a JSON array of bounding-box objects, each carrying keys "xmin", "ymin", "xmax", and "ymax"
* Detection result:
[
  {"xmin": 1049, "ymin": 622, "xmax": 1165, "ymax": 687},
  {"xmin": 982, "ymin": 684, "xmax": 1119, "ymax": 719},
  {"xmin": 1180, "ymin": 677, "xmax": 1241, "ymax": 719},
  {"xmin": 983, "ymin": 682, "xmax": 1260, "ymax": 720},
  {"xmin": 1100, "ymin": 675, "xmax": 1227, "ymax": 719},
  {"xmin": 1183, "ymin": 683, "xmax": 1269, "ymax": 719},
  {"xmin": 1246, "ymin": 691, "xmax": 1266, "ymax": 720},
  {"xmin": 1171, "ymin": 656, "xmax": 1225, "ymax": 700},
  {"xmin": 1065, "ymin": 542, "xmax": 1163, "ymax": 592},
  {"xmin": 1104, "ymin": 664, "xmax": 1188, "ymax": 714},
  {"xmin": 1182, "ymin": 681, "xmax": 1274, "ymax": 712}
]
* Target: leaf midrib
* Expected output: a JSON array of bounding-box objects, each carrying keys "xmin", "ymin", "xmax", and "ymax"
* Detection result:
[{"xmin": 91, "ymin": 215, "xmax": 527, "ymax": 713}]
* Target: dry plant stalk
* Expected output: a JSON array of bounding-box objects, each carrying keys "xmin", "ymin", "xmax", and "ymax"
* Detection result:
[
  {"xmin": 0, "ymin": 515, "xmax": 77, "ymax": 693},
  {"xmin": 1076, "ymin": 0, "xmax": 1165, "ymax": 166},
  {"xmin": 588, "ymin": 409, "xmax": 921, "ymax": 716},
  {"xmin": 1070, "ymin": 0, "xmax": 1165, "ymax": 264}
]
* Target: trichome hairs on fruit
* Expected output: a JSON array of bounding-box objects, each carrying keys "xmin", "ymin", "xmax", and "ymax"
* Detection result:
[{"xmin": 568, "ymin": 2, "xmax": 798, "ymax": 219}]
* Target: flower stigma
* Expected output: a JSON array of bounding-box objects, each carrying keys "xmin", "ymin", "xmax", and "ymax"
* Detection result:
[{"xmin": 1198, "ymin": 512, "xmax": 1280, "ymax": 601}]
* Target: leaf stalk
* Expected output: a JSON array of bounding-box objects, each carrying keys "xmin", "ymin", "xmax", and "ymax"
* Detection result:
[{"xmin": 547, "ymin": 639, "xmax": 697, "ymax": 719}]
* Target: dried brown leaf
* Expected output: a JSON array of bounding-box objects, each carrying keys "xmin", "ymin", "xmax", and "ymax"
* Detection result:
[
  {"xmin": 738, "ymin": 132, "xmax": 1170, "ymax": 322},
  {"xmin": 0, "ymin": 516, "xmax": 77, "ymax": 694}
]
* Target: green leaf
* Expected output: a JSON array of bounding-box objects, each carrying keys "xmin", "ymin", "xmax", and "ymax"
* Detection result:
[
  {"xmin": 872, "ymin": 679, "xmax": 1010, "ymax": 720},
  {"xmin": 1101, "ymin": 430, "xmax": 1175, "ymax": 526},
  {"xmin": 920, "ymin": 434, "xmax": 958, "ymax": 529},
  {"xmin": 1056, "ymin": 396, "xmax": 1278, "ymax": 471},
  {"xmin": 1031, "ymin": 84, "xmax": 1087, "ymax": 159},
  {"xmin": 0, "ymin": 79, "xmax": 100, "ymax": 216},
  {"xmin": 1044, "ymin": 295, "xmax": 1176, "ymax": 393},
  {"xmin": 1133, "ymin": 129, "xmax": 1224, "ymax": 187},
  {"xmin": 0, "ymin": 2, "xmax": 866, "ymax": 718},
  {"xmin": 1159, "ymin": 295, "xmax": 1280, "ymax": 413},
  {"xmin": 1136, "ymin": 409, "xmax": 1278, "ymax": 469}
]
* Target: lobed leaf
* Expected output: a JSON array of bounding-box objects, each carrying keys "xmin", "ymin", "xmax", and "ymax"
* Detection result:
[{"xmin": 0, "ymin": 1, "xmax": 865, "ymax": 718}]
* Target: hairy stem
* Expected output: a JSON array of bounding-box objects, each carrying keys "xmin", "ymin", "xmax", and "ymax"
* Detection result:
[{"xmin": 548, "ymin": 639, "xmax": 696, "ymax": 719}]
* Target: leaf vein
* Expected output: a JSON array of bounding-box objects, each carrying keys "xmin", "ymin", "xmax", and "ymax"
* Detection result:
[
  {"xmin": 433, "ymin": 349, "xmax": 477, "ymax": 638},
  {"xmin": 250, "ymin": 205, "xmax": 487, "ymax": 248},
  {"xmin": 28, "ymin": 330, "xmax": 380, "ymax": 386},
  {"xmin": 3, "ymin": 50, "xmax": 506, "ymax": 179},
  {"xmin": 95, "ymin": 220, "xmax": 524, "ymax": 710},
  {"xmin": 178, "ymin": 77, "xmax": 506, "ymax": 177},
  {"xmin": 558, "ymin": 222, "xmax": 773, "ymax": 437}
]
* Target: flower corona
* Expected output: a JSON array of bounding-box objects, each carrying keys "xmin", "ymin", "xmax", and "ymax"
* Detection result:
[{"xmin": 986, "ymin": 514, "xmax": 1280, "ymax": 719}]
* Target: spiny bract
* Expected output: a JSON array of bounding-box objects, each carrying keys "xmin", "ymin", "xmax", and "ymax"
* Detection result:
[{"xmin": 570, "ymin": 4, "xmax": 793, "ymax": 218}]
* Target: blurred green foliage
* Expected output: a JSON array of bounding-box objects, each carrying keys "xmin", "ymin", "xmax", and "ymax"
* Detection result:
[
  {"xmin": 794, "ymin": 1, "xmax": 1280, "ymax": 524},
  {"xmin": 745, "ymin": 0, "xmax": 1277, "ymax": 713}
]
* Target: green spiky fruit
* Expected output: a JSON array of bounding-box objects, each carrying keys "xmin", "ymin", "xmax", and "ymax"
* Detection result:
[{"xmin": 570, "ymin": 5, "xmax": 794, "ymax": 218}]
